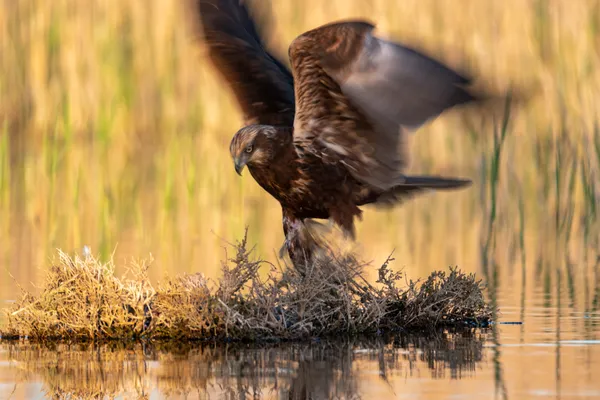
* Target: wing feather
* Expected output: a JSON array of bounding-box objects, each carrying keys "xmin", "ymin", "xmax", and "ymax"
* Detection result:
[
  {"xmin": 192, "ymin": 0, "xmax": 295, "ymax": 126},
  {"xmin": 290, "ymin": 20, "xmax": 480, "ymax": 190}
]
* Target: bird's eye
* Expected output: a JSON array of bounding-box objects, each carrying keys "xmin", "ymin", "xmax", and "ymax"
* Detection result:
[{"xmin": 245, "ymin": 145, "xmax": 253, "ymax": 153}]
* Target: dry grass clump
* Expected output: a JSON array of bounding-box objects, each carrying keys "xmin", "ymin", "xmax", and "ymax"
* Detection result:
[
  {"xmin": 1, "ymin": 233, "xmax": 492, "ymax": 341},
  {"xmin": 2, "ymin": 251, "xmax": 155, "ymax": 340}
]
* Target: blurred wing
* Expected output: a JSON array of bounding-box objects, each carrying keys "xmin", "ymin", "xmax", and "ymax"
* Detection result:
[
  {"xmin": 193, "ymin": 0, "xmax": 295, "ymax": 126},
  {"xmin": 290, "ymin": 21, "xmax": 477, "ymax": 190}
]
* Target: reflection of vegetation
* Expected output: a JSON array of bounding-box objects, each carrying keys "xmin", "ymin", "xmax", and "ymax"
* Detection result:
[
  {"xmin": 3, "ymin": 330, "xmax": 487, "ymax": 399},
  {"xmin": 1, "ymin": 233, "xmax": 492, "ymax": 340},
  {"xmin": 480, "ymin": 92, "xmax": 512, "ymax": 281}
]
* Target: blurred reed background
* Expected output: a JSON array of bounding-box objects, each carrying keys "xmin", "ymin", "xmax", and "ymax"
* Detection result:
[{"xmin": 1, "ymin": 0, "xmax": 599, "ymax": 310}]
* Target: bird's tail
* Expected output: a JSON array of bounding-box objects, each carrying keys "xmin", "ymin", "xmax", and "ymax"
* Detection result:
[
  {"xmin": 399, "ymin": 175, "xmax": 472, "ymax": 189},
  {"xmin": 363, "ymin": 175, "xmax": 472, "ymax": 207}
]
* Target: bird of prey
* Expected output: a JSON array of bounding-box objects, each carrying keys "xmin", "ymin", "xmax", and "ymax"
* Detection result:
[{"xmin": 193, "ymin": 0, "xmax": 486, "ymax": 266}]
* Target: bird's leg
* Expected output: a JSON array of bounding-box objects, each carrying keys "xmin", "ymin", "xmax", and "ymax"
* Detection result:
[
  {"xmin": 279, "ymin": 215, "xmax": 303, "ymax": 258},
  {"xmin": 281, "ymin": 212, "xmax": 315, "ymax": 274},
  {"xmin": 278, "ymin": 230, "xmax": 297, "ymax": 259}
]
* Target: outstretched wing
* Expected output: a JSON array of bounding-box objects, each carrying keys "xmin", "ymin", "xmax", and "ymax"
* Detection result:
[
  {"xmin": 192, "ymin": 0, "xmax": 295, "ymax": 126},
  {"xmin": 290, "ymin": 20, "xmax": 479, "ymax": 191}
]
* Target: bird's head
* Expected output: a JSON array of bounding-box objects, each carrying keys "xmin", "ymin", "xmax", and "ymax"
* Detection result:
[{"xmin": 229, "ymin": 124, "xmax": 280, "ymax": 175}]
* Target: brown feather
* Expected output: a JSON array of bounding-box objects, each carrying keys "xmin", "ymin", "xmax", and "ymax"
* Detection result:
[
  {"xmin": 290, "ymin": 21, "xmax": 479, "ymax": 190},
  {"xmin": 193, "ymin": 0, "xmax": 295, "ymax": 126},
  {"xmin": 358, "ymin": 175, "xmax": 472, "ymax": 207}
]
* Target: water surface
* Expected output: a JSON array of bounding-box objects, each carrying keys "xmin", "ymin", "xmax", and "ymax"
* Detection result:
[{"xmin": 1, "ymin": 291, "xmax": 599, "ymax": 400}]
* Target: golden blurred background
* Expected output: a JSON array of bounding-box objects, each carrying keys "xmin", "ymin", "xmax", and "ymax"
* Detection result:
[{"xmin": 1, "ymin": 0, "xmax": 599, "ymax": 308}]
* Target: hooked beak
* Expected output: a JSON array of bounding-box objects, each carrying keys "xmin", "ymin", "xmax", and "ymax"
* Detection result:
[{"xmin": 234, "ymin": 157, "xmax": 246, "ymax": 176}]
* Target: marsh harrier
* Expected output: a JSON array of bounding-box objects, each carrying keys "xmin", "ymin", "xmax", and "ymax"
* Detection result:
[{"xmin": 193, "ymin": 0, "xmax": 489, "ymax": 266}]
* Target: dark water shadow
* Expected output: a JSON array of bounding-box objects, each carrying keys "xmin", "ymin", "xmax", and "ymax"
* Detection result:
[{"xmin": 2, "ymin": 329, "xmax": 488, "ymax": 399}]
